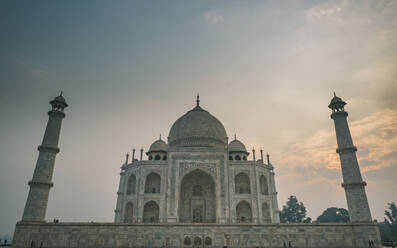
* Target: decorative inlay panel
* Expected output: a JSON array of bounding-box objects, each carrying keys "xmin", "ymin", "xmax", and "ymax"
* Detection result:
[{"xmin": 179, "ymin": 162, "xmax": 217, "ymax": 179}]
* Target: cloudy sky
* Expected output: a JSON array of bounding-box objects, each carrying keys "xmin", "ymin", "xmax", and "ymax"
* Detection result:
[{"xmin": 1, "ymin": 0, "xmax": 396, "ymax": 237}]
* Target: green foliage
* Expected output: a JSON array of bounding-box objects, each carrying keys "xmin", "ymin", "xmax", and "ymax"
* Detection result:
[
  {"xmin": 380, "ymin": 202, "xmax": 397, "ymax": 243},
  {"xmin": 280, "ymin": 195, "xmax": 311, "ymax": 223},
  {"xmin": 316, "ymin": 207, "xmax": 349, "ymax": 223},
  {"xmin": 379, "ymin": 221, "xmax": 393, "ymax": 243}
]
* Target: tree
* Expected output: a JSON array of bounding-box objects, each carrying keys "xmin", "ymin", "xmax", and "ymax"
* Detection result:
[
  {"xmin": 378, "ymin": 202, "xmax": 397, "ymax": 243},
  {"xmin": 384, "ymin": 202, "xmax": 397, "ymax": 242},
  {"xmin": 280, "ymin": 195, "xmax": 311, "ymax": 223},
  {"xmin": 316, "ymin": 207, "xmax": 349, "ymax": 223}
]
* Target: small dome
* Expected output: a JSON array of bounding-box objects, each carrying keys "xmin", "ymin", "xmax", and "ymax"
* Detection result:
[
  {"xmin": 168, "ymin": 100, "xmax": 228, "ymax": 148},
  {"xmin": 50, "ymin": 92, "xmax": 68, "ymax": 108},
  {"xmin": 54, "ymin": 95, "xmax": 66, "ymax": 103},
  {"xmin": 329, "ymin": 96, "xmax": 342, "ymax": 105},
  {"xmin": 228, "ymin": 139, "xmax": 247, "ymax": 153},
  {"xmin": 148, "ymin": 139, "xmax": 168, "ymax": 153}
]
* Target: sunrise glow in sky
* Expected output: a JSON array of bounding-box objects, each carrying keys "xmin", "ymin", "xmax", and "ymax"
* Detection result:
[{"xmin": 1, "ymin": 0, "xmax": 396, "ymax": 237}]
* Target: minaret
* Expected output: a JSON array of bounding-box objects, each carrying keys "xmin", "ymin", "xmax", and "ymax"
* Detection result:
[
  {"xmin": 329, "ymin": 93, "xmax": 372, "ymax": 222},
  {"xmin": 22, "ymin": 93, "xmax": 68, "ymax": 222}
]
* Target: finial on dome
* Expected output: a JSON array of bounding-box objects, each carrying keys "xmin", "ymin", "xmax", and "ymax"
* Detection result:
[
  {"xmin": 159, "ymin": 134, "xmax": 162, "ymax": 140},
  {"xmin": 333, "ymin": 91, "xmax": 336, "ymax": 97},
  {"xmin": 196, "ymin": 94, "xmax": 200, "ymax": 107},
  {"xmin": 234, "ymin": 134, "xmax": 237, "ymax": 140},
  {"xmin": 60, "ymin": 91, "xmax": 63, "ymax": 97},
  {"xmin": 267, "ymin": 153, "xmax": 270, "ymax": 165}
]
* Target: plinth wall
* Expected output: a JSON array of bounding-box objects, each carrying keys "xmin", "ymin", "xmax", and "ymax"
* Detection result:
[{"xmin": 13, "ymin": 222, "xmax": 381, "ymax": 248}]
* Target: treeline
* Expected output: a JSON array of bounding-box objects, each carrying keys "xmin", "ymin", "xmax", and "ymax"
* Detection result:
[{"xmin": 279, "ymin": 195, "xmax": 397, "ymax": 244}]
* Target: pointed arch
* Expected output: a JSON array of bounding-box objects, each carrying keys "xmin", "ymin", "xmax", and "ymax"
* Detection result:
[
  {"xmin": 235, "ymin": 172, "xmax": 251, "ymax": 194},
  {"xmin": 127, "ymin": 174, "xmax": 136, "ymax": 195},
  {"xmin": 124, "ymin": 202, "xmax": 134, "ymax": 223},
  {"xmin": 143, "ymin": 200, "xmax": 159, "ymax": 222},
  {"xmin": 262, "ymin": 202, "xmax": 271, "ymax": 223},
  {"xmin": 184, "ymin": 236, "xmax": 191, "ymax": 246},
  {"xmin": 236, "ymin": 200, "xmax": 252, "ymax": 222},
  {"xmin": 193, "ymin": 237, "xmax": 202, "ymax": 246},
  {"xmin": 179, "ymin": 169, "xmax": 216, "ymax": 223},
  {"xmin": 260, "ymin": 175, "xmax": 269, "ymax": 195},
  {"xmin": 204, "ymin": 237, "xmax": 212, "ymax": 246},
  {"xmin": 144, "ymin": 172, "xmax": 161, "ymax": 193}
]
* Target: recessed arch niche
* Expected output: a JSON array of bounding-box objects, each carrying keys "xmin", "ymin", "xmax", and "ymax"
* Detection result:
[{"xmin": 179, "ymin": 169, "xmax": 216, "ymax": 223}]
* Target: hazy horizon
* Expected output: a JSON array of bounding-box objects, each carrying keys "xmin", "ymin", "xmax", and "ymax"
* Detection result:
[{"xmin": 1, "ymin": 0, "xmax": 396, "ymax": 237}]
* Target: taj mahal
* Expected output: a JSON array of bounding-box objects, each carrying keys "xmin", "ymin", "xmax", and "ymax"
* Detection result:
[
  {"xmin": 12, "ymin": 94, "xmax": 381, "ymax": 247},
  {"xmin": 114, "ymin": 96, "xmax": 279, "ymax": 226}
]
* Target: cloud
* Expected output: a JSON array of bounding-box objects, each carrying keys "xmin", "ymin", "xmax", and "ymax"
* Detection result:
[
  {"xmin": 275, "ymin": 108, "xmax": 397, "ymax": 218},
  {"xmin": 278, "ymin": 109, "xmax": 397, "ymax": 179},
  {"xmin": 1, "ymin": 56, "xmax": 50, "ymax": 81},
  {"xmin": 204, "ymin": 11, "xmax": 223, "ymax": 24},
  {"xmin": 306, "ymin": 4, "xmax": 342, "ymax": 19}
]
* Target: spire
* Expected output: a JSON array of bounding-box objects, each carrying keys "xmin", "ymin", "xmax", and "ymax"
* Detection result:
[
  {"xmin": 196, "ymin": 93, "xmax": 200, "ymax": 107},
  {"xmin": 260, "ymin": 148, "xmax": 264, "ymax": 162},
  {"xmin": 267, "ymin": 153, "xmax": 270, "ymax": 165},
  {"xmin": 252, "ymin": 148, "xmax": 256, "ymax": 161},
  {"xmin": 125, "ymin": 153, "xmax": 129, "ymax": 165}
]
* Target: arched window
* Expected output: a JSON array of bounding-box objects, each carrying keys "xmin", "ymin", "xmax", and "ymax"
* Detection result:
[
  {"xmin": 148, "ymin": 155, "xmax": 153, "ymax": 160},
  {"xmin": 262, "ymin": 202, "xmax": 271, "ymax": 223},
  {"xmin": 204, "ymin": 237, "xmax": 212, "ymax": 246},
  {"xmin": 243, "ymin": 156, "xmax": 247, "ymax": 161},
  {"xmin": 193, "ymin": 237, "xmax": 202, "ymax": 246},
  {"xmin": 193, "ymin": 208, "xmax": 203, "ymax": 223},
  {"xmin": 126, "ymin": 174, "xmax": 136, "ymax": 195},
  {"xmin": 235, "ymin": 172, "xmax": 251, "ymax": 194},
  {"xmin": 144, "ymin": 172, "xmax": 161, "ymax": 193},
  {"xmin": 236, "ymin": 201, "xmax": 252, "ymax": 222},
  {"xmin": 124, "ymin": 202, "xmax": 133, "ymax": 223},
  {"xmin": 260, "ymin": 175, "xmax": 269, "ymax": 195},
  {"xmin": 235, "ymin": 155, "xmax": 241, "ymax": 160},
  {"xmin": 163, "ymin": 155, "xmax": 167, "ymax": 160},
  {"xmin": 143, "ymin": 201, "xmax": 159, "ymax": 223},
  {"xmin": 155, "ymin": 155, "xmax": 161, "ymax": 160},
  {"xmin": 184, "ymin": 236, "xmax": 191, "ymax": 246},
  {"xmin": 229, "ymin": 155, "xmax": 233, "ymax": 161},
  {"xmin": 192, "ymin": 185, "xmax": 203, "ymax": 196}
]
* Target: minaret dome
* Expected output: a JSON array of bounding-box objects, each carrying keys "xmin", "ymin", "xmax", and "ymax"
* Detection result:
[{"xmin": 328, "ymin": 92, "xmax": 346, "ymax": 112}]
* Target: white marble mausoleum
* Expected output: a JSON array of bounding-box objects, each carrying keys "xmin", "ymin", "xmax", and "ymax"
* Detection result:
[{"xmin": 114, "ymin": 96, "xmax": 280, "ymax": 225}]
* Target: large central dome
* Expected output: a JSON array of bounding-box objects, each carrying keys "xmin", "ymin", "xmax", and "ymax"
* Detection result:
[{"xmin": 168, "ymin": 98, "xmax": 228, "ymax": 148}]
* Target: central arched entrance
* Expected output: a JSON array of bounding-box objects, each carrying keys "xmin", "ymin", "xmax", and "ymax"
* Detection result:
[{"xmin": 179, "ymin": 169, "xmax": 216, "ymax": 223}]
